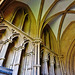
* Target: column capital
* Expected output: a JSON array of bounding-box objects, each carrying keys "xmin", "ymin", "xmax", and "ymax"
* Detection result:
[
  {"xmin": 33, "ymin": 38, "xmax": 42, "ymax": 43},
  {"xmin": 25, "ymin": 51, "xmax": 34, "ymax": 56},
  {"xmin": 14, "ymin": 46, "xmax": 25, "ymax": 51},
  {"xmin": 56, "ymin": 57, "xmax": 60, "ymax": 67},
  {"xmin": 42, "ymin": 59, "xmax": 49, "ymax": 63},
  {"xmin": 2, "ymin": 38, "xmax": 12, "ymax": 44},
  {"xmin": 50, "ymin": 53, "xmax": 55, "ymax": 57},
  {"xmin": 0, "ymin": 30, "xmax": 19, "ymax": 44},
  {"xmin": 14, "ymin": 37, "xmax": 29, "ymax": 51},
  {"xmin": 0, "ymin": 58, "xmax": 5, "ymax": 60}
]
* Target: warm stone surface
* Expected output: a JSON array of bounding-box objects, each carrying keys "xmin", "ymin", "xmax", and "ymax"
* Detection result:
[{"xmin": 0, "ymin": 0, "xmax": 75, "ymax": 75}]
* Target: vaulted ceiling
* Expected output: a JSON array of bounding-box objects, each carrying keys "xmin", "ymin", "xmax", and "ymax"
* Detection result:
[
  {"xmin": 0, "ymin": 0, "xmax": 75, "ymax": 38},
  {"xmin": 0, "ymin": 1, "xmax": 75, "ymax": 71}
]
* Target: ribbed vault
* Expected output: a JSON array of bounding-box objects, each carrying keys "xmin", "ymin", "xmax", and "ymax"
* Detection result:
[{"xmin": 0, "ymin": 0, "xmax": 75, "ymax": 75}]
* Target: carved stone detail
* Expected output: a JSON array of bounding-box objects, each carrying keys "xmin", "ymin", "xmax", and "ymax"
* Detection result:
[
  {"xmin": 14, "ymin": 37, "xmax": 29, "ymax": 51},
  {"xmin": 25, "ymin": 51, "xmax": 34, "ymax": 56},
  {"xmin": 0, "ymin": 29, "xmax": 19, "ymax": 44}
]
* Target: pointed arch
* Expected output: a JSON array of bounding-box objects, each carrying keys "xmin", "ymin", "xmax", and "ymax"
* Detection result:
[
  {"xmin": 41, "ymin": 24, "xmax": 57, "ymax": 53},
  {"xmin": 3, "ymin": 1, "xmax": 37, "ymax": 38},
  {"xmin": 66, "ymin": 39, "xmax": 75, "ymax": 75}
]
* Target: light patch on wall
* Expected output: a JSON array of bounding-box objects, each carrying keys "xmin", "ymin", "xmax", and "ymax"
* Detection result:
[
  {"xmin": 41, "ymin": 0, "xmax": 54, "ymax": 20},
  {"xmin": 61, "ymin": 13, "xmax": 75, "ymax": 37},
  {"xmin": 0, "ymin": 0, "xmax": 4, "ymax": 5},
  {"xmin": 48, "ymin": 15, "xmax": 62, "ymax": 39}
]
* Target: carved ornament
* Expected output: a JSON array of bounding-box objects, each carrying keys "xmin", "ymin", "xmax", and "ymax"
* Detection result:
[{"xmin": 14, "ymin": 37, "xmax": 29, "ymax": 51}]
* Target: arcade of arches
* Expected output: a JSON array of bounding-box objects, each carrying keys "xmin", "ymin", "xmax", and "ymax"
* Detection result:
[{"xmin": 0, "ymin": 0, "xmax": 75, "ymax": 75}]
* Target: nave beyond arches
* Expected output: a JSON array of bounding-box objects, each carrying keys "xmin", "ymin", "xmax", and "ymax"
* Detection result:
[{"xmin": 0, "ymin": 0, "xmax": 75, "ymax": 75}]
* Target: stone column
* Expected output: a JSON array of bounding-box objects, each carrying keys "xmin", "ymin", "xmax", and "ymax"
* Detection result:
[
  {"xmin": 55, "ymin": 56, "xmax": 61, "ymax": 75},
  {"xmin": 12, "ymin": 37, "xmax": 29, "ymax": 75},
  {"xmin": 31, "ymin": 51, "xmax": 35, "ymax": 75},
  {"xmin": 0, "ymin": 29, "xmax": 19, "ymax": 66},
  {"xmin": 25, "ymin": 51, "xmax": 34, "ymax": 75},
  {"xmin": 33, "ymin": 39, "xmax": 41, "ymax": 75},
  {"xmin": 49, "ymin": 53, "xmax": 55, "ymax": 75},
  {"xmin": 0, "ymin": 37, "xmax": 13, "ymax": 66},
  {"xmin": 41, "ymin": 50, "xmax": 49, "ymax": 75},
  {"xmin": 0, "ymin": 42, "xmax": 9, "ymax": 66},
  {"xmin": 59, "ymin": 56, "xmax": 64, "ymax": 75}
]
